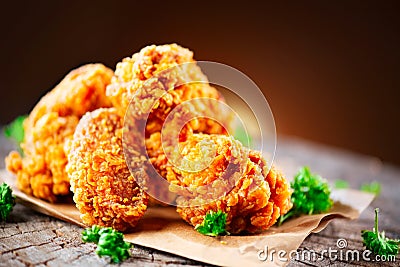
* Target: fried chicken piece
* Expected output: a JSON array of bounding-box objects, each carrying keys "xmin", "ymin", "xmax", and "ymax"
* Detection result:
[
  {"xmin": 163, "ymin": 133, "xmax": 292, "ymax": 234},
  {"xmin": 66, "ymin": 108, "xmax": 148, "ymax": 231},
  {"xmin": 7, "ymin": 113, "xmax": 79, "ymax": 200},
  {"xmin": 25, "ymin": 64, "xmax": 113, "ymax": 132},
  {"xmin": 5, "ymin": 64, "xmax": 113, "ymax": 202},
  {"xmin": 107, "ymin": 43, "xmax": 230, "ymax": 136},
  {"xmin": 108, "ymin": 44, "xmax": 233, "ymax": 205}
]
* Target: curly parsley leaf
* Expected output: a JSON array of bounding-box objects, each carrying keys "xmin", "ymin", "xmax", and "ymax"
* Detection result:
[
  {"xmin": 0, "ymin": 182, "xmax": 15, "ymax": 221},
  {"xmin": 360, "ymin": 181, "xmax": 381, "ymax": 196},
  {"xmin": 4, "ymin": 115, "xmax": 27, "ymax": 146},
  {"xmin": 82, "ymin": 225, "xmax": 102, "ymax": 243},
  {"xmin": 361, "ymin": 208, "xmax": 399, "ymax": 257},
  {"xmin": 195, "ymin": 210, "xmax": 229, "ymax": 237},
  {"xmin": 97, "ymin": 229, "xmax": 132, "ymax": 263},
  {"xmin": 279, "ymin": 167, "xmax": 333, "ymax": 225},
  {"xmin": 82, "ymin": 225, "xmax": 132, "ymax": 263}
]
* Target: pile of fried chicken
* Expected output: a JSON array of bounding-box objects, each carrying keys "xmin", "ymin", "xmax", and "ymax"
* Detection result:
[{"xmin": 6, "ymin": 44, "xmax": 292, "ymax": 234}]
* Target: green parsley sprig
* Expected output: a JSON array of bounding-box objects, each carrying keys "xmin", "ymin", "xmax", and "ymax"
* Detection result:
[
  {"xmin": 334, "ymin": 179, "xmax": 349, "ymax": 189},
  {"xmin": 279, "ymin": 167, "xmax": 333, "ymax": 225},
  {"xmin": 361, "ymin": 208, "xmax": 399, "ymax": 257},
  {"xmin": 334, "ymin": 179, "xmax": 381, "ymax": 196},
  {"xmin": 335, "ymin": 179, "xmax": 382, "ymax": 196},
  {"xmin": 82, "ymin": 225, "xmax": 132, "ymax": 263},
  {"xmin": 82, "ymin": 225, "xmax": 102, "ymax": 243},
  {"xmin": 360, "ymin": 181, "xmax": 381, "ymax": 196},
  {"xmin": 0, "ymin": 182, "xmax": 15, "ymax": 221},
  {"xmin": 4, "ymin": 115, "xmax": 27, "ymax": 146},
  {"xmin": 195, "ymin": 210, "xmax": 229, "ymax": 237}
]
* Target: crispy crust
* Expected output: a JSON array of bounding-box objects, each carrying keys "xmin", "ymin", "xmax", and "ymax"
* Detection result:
[
  {"xmin": 25, "ymin": 64, "xmax": 113, "ymax": 132},
  {"xmin": 108, "ymin": 44, "xmax": 233, "ymax": 205},
  {"xmin": 164, "ymin": 134, "xmax": 292, "ymax": 234},
  {"xmin": 107, "ymin": 43, "xmax": 230, "ymax": 136},
  {"xmin": 66, "ymin": 108, "xmax": 148, "ymax": 231},
  {"xmin": 5, "ymin": 64, "xmax": 113, "ymax": 202},
  {"xmin": 5, "ymin": 44, "xmax": 290, "ymax": 235},
  {"xmin": 6, "ymin": 113, "xmax": 79, "ymax": 201},
  {"xmin": 107, "ymin": 44, "xmax": 204, "ymax": 117}
]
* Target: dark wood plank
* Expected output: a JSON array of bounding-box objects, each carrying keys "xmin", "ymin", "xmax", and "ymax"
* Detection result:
[{"xmin": 1, "ymin": 133, "xmax": 399, "ymax": 266}]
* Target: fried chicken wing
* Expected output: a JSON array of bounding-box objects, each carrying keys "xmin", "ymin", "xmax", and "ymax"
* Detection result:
[
  {"xmin": 163, "ymin": 133, "xmax": 292, "ymax": 234},
  {"xmin": 5, "ymin": 64, "xmax": 113, "ymax": 202},
  {"xmin": 66, "ymin": 108, "xmax": 148, "ymax": 231}
]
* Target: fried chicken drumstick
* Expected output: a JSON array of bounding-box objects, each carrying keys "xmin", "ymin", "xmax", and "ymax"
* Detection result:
[
  {"xmin": 6, "ymin": 64, "xmax": 113, "ymax": 202},
  {"xmin": 66, "ymin": 108, "xmax": 148, "ymax": 231}
]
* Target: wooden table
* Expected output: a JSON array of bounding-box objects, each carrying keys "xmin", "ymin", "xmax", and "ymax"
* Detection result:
[{"xmin": 0, "ymin": 132, "xmax": 399, "ymax": 266}]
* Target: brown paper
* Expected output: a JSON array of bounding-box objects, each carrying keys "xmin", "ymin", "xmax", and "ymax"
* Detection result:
[{"xmin": 0, "ymin": 170, "xmax": 374, "ymax": 266}]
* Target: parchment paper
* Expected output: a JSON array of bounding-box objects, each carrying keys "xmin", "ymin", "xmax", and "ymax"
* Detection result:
[{"xmin": 0, "ymin": 170, "xmax": 374, "ymax": 266}]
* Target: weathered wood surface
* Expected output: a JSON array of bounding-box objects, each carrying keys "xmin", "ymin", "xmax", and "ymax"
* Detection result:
[{"xmin": 1, "ymin": 133, "xmax": 399, "ymax": 266}]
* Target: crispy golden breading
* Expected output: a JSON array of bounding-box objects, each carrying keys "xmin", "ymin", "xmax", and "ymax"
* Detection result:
[
  {"xmin": 5, "ymin": 43, "xmax": 290, "ymax": 235},
  {"xmin": 25, "ymin": 64, "xmax": 113, "ymax": 132},
  {"xmin": 6, "ymin": 113, "xmax": 79, "ymax": 201},
  {"xmin": 6, "ymin": 64, "xmax": 113, "ymax": 202},
  {"xmin": 107, "ymin": 43, "xmax": 230, "ymax": 136},
  {"xmin": 164, "ymin": 133, "xmax": 292, "ymax": 234},
  {"xmin": 66, "ymin": 108, "xmax": 148, "ymax": 231},
  {"xmin": 108, "ymin": 44, "xmax": 233, "ymax": 205}
]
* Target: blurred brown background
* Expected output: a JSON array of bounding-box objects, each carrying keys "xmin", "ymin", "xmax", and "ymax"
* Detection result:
[{"xmin": 1, "ymin": 1, "xmax": 399, "ymax": 165}]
